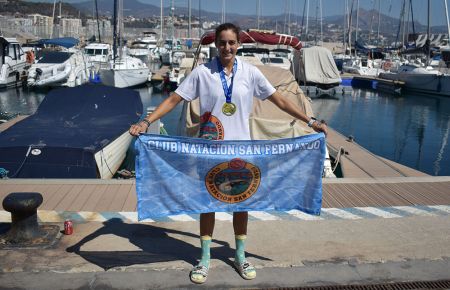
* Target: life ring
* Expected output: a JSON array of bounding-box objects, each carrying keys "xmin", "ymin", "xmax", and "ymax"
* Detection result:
[
  {"xmin": 25, "ymin": 51, "xmax": 35, "ymax": 64},
  {"xmin": 382, "ymin": 61, "xmax": 392, "ymax": 71}
]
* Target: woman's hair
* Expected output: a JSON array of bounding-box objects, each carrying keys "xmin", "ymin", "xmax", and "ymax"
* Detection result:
[{"xmin": 215, "ymin": 23, "xmax": 241, "ymax": 42}]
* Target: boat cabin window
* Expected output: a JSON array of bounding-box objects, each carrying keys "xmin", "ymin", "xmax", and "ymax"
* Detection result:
[
  {"xmin": 269, "ymin": 57, "xmax": 284, "ymax": 64},
  {"xmin": 85, "ymin": 48, "xmax": 108, "ymax": 56}
]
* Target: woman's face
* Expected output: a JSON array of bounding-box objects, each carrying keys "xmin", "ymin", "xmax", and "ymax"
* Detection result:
[{"xmin": 216, "ymin": 29, "xmax": 239, "ymax": 64}]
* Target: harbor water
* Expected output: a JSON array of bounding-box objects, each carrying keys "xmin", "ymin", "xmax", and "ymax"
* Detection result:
[{"xmin": 0, "ymin": 85, "xmax": 449, "ymax": 176}]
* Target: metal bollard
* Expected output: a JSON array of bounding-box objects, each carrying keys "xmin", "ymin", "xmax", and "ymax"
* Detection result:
[{"xmin": 2, "ymin": 192, "xmax": 43, "ymax": 243}]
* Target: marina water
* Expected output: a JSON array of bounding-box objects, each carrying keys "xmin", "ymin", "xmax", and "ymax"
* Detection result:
[{"xmin": 1, "ymin": 85, "xmax": 449, "ymax": 176}]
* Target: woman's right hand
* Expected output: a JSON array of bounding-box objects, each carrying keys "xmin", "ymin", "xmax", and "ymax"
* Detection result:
[{"xmin": 129, "ymin": 121, "xmax": 149, "ymax": 136}]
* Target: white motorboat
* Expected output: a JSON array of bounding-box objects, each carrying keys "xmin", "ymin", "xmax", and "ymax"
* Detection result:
[
  {"xmin": 129, "ymin": 31, "xmax": 158, "ymax": 63},
  {"xmin": 84, "ymin": 42, "xmax": 112, "ymax": 66},
  {"xmin": 379, "ymin": 63, "xmax": 450, "ymax": 96},
  {"xmin": 27, "ymin": 37, "xmax": 92, "ymax": 88},
  {"xmin": 0, "ymin": 37, "xmax": 30, "ymax": 88},
  {"xmin": 342, "ymin": 57, "xmax": 385, "ymax": 77},
  {"xmin": 261, "ymin": 55, "xmax": 291, "ymax": 71}
]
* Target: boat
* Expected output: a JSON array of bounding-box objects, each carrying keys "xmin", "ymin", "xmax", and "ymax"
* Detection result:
[
  {"xmin": 0, "ymin": 84, "xmax": 142, "ymax": 179},
  {"xmin": 180, "ymin": 30, "xmax": 336, "ymax": 177},
  {"xmin": 167, "ymin": 56, "xmax": 193, "ymax": 90},
  {"xmin": 128, "ymin": 31, "xmax": 158, "ymax": 63},
  {"xmin": 84, "ymin": 42, "xmax": 112, "ymax": 67},
  {"xmin": 27, "ymin": 37, "xmax": 92, "ymax": 88},
  {"xmin": 100, "ymin": 55, "xmax": 150, "ymax": 88},
  {"xmin": 293, "ymin": 46, "xmax": 342, "ymax": 92},
  {"xmin": 236, "ymin": 47, "xmax": 267, "ymax": 65},
  {"xmin": 99, "ymin": 0, "xmax": 149, "ymax": 88},
  {"xmin": 379, "ymin": 63, "xmax": 450, "ymax": 96},
  {"xmin": 0, "ymin": 37, "xmax": 31, "ymax": 88}
]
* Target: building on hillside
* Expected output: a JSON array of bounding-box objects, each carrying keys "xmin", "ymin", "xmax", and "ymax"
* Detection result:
[{"xmin": 61, "ymin": 18, "xmax": 82, "ymax": 37}]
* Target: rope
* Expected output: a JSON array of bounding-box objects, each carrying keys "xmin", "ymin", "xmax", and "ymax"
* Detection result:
[
  {"xmin": 100, "ymin": 150, "xmax": 115, "ymax": 177},
  {"xmin": 10, "ymin": 146, "xmax": 32, "ymax": 178},
  {"xmin": 332, "ymin": 146, "xmax": 345, "ymax": 173}
]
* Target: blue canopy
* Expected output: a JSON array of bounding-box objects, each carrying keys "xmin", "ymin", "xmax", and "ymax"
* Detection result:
[{"xmin": 38, "ymin": 37, "xmax": 79, "ymax": 48}]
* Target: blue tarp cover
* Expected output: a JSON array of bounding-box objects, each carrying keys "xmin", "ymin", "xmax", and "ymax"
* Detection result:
[
  {"xmin": 38, "ymin": 37, "xmax": 79, "ymax": 48},
  {"xmin": 0, "ymin": 84, "xmax": 143, "ymax": 178}
]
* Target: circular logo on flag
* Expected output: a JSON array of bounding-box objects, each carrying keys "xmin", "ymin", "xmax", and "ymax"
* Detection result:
[
  {"xmin": 199, "ymin": 112, "xmax": 224, "ymax": 140},
  {"xmin": 205, "ymin": 158, "xmax": 261, "ymax": 204}
]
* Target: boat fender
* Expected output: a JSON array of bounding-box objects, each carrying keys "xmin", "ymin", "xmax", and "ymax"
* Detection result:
[
  {"xmin": 25, "ymin": 51, "xmax": 35, "ymax": 64},
  {"xmin": 382, "ymin": 61, "xmax": 392, "ymax": 71}
]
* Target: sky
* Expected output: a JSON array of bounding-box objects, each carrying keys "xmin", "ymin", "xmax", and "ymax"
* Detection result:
[
  {"xmin": 141, "ymin": 0, "xmax": 449, "ymax": 27},
  {"xmin": 46, "ymin": 0, "xmax": 450, "ymax": 27}
]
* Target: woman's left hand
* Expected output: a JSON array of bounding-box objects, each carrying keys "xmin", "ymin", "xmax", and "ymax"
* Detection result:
[{"xmin": 311, "ymin": 121, "xmax": 328, "ymax": 137}]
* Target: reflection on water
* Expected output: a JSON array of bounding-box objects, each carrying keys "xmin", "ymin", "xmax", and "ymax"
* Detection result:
[
  {"xmin": 0, "ymin": 84, "xmax": 183, "ymax": 136},
  {"xmin": 0, "ymin": 87, "xmax": 47, "ymax": 118},
  {"xmin": 311, "ymin": 89, "xmax": 450, "ymax": 176},
  {"xmin": 1, "ymin": 85, "xmax": 449, "ymax": 176}
]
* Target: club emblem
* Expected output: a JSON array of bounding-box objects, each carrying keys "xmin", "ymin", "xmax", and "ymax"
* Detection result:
[{"xmin": 205, "ymin": 158, "xmax": 261, "ymax": 203}]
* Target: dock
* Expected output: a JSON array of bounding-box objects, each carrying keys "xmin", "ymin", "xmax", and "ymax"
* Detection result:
[
  {"xmin": 150, "ymin": 65, "xmax": 171, "ymax": 82},
  {"xmin": 1, "ymin": 117, "xmax": 449, "ymax": 289},
  {"xmin": 0, "ymin": 117, "xmax": 445, "ymax": 216},
  {"xmin": 351, "ymin": 75, "xmax": 405, "ymax": 94}
]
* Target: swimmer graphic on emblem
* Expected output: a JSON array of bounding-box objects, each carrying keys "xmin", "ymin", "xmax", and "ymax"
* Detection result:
[{"xmin": 205, "ymin": 158, "xmax": 261, "ymax": 203}]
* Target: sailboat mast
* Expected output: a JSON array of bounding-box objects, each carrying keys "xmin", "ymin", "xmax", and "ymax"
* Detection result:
[
  {"xmin": 343, "ymin": 0, "xmax": 347, "ymax": 53},
  {"xmin": 445, "ymin": 0, "xmax": 450, "ymax": 44},
  {"xmin": 377, "ymin": 0, "xmax": 381, "ymax": 44},
  {"xmin": 320, "ymin": 0, "xmax": 323, "ymax": 45},
  {"xmin": 221, "ymin": 0, "xmax": 225, "ymax": 23},
  {"xmin": 306, "ymin": 0, "xmax": 309, "ymax": 41},
  {"xmin": 356, "ymin": 0, "xmax": 359, "ymax": 41},
  {"xmin": 118, "ymin": 0, "xmax": 123, "ymax": 58},
  {"xmin": 160, "ymin": 0, "xmax": 163, "ymax": 39},
  {"xmin": 256, "ymin": 0, "xmax": 260, "ymax": 29},
  {"xmin": 188, "ymin": 0, "xmax": 191, "ymax": 38},
  {"xmin": 198, "ymin": 0, "xmax": 201, "ymax": 38},
  {"xmin": 288, "ymin": 0, "xmax": 291, "ymax": 35},
  {"xmin": 51, "ymin": 0, "xmax": 57, "ymax": 37},
  {"xmin": 112, "ymin": 0, "xmax": 117, "ymax": 62},
  {"xmin": 427, "ymin": 0, "xmax": 430, "ymax": 66},
  {"xmin": 95, "ymin": 0, "xmax": 101, "ymax": 43}
]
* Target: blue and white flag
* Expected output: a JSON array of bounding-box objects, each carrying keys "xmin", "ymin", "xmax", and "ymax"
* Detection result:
[{"xmin": 135, "ymin": 134, "xmax": 326, "ymax": 220}]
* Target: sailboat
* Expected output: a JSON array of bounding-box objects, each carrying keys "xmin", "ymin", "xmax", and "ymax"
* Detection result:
[
  {"xmin": 379, "ymin": 0, "xmax": 450, "ymax": 96},
  {"xmin": 99, "ymin": 0, "xmax": 149, "ymax": 88}
]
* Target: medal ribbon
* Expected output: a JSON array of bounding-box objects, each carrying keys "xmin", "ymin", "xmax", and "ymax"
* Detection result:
[{"xmin": 217, "ymin": 57, "xmax": 237, "ymax": 104}]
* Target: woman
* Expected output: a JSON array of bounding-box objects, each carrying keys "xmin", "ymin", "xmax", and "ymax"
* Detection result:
[{"xmin": 129, "ymin": 23, "xmax": 328, "ymax": 284}]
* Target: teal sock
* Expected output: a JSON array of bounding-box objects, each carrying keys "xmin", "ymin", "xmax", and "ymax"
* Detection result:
[
  {"xmin": 199, "ymin": 235, "xmax": 211, "ymax": 268},
  {"xmin": 235, "ymin": 234, "xmax": 247, "ymax": 264}
]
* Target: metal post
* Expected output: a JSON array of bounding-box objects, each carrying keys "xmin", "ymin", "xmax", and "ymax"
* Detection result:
[{"xmin": 188, "ymin": 0, "xmax": 191, "ymax": 39}]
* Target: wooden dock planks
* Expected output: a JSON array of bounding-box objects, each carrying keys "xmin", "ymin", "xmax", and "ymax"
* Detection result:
[
  {"xmin": 326, "ymin": 128, "xmax": 429, "ymax": 178},
  {"xmin": 0, "ymin": 178, "xmax": 448, "ymax": 212}
]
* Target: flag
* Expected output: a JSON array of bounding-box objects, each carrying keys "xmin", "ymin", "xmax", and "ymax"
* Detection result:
[{"xmin": 135, "ymin": 133, "xmax": 325, "ymax": 220}]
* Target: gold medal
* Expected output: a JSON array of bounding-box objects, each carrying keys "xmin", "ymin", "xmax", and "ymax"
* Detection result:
[{"xmin": 222, "ymin": 102, "xmax": 237, "ymax": 116}]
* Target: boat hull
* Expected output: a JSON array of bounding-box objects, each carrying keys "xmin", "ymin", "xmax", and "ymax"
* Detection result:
[
  {"xmin": 380, "ymin": 72, "xmax": 450, "ymax": 96},
  {"xmin": 100, "ymin": 67, "xmax": 149, "ymax": 88}
]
